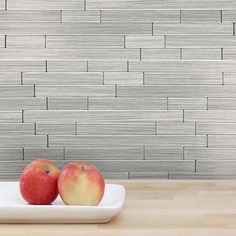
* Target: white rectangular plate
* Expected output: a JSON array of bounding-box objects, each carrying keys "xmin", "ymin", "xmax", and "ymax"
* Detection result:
[{"xmin": 0, "ymin": 182, "xmax": 125, "ymax": 223}]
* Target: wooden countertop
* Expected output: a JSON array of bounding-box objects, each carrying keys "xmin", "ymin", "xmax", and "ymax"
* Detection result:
[{"xmin": 1, "ymin": 179, "xmax": 236, "ymax": 236}]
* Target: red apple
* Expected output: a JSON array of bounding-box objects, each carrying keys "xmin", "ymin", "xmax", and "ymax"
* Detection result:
[
  {"xmin": 19, "ymin": 159, "xmax": 60, "ymax": 205},
  {"xmin": 58, "ymin": 162, "xmax": 105, "ymax": 206}
]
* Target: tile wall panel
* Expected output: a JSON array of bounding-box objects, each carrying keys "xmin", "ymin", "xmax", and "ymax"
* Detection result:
[{"xmin": 0, "ymin": 1, "xmax": 236, "ymax": 179}]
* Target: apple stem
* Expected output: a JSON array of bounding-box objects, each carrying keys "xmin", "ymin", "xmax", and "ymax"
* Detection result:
[{"xmin": 81, "ymin": 165, "xmax": 85, "ymax": 171}]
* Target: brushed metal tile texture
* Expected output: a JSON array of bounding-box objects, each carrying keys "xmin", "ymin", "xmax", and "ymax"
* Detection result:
[
  {"xmin": 88, "ymin": 61, "xmax": 127, "ymax": 72},
  {"xmin": 104, "ymin": 72, "xmax": 143, "ymax": 84},
  {"xmin": 0, "ymin": 35, "xmax": 4, "ymax": 47},
  {"xmin": 222, "ymin": 49, "xmax": 236, "ymax": 60},
  {"xmin": 77, "ymin": 123, "xmax": 155, "ymax": 135},
  {"xmin": 129, "ymin": 61, "xmax": 236, "ymax": 72},
  {"xmin": 8, "ymin": 0, "xmax": 84, "ymax": 10},
  {"xmin": 89, "ymin": 97, "xmax": 167, "ymax": 110},
  {"xmin": 0, "ymin": 111, "xmax": 22, "ymax": 123},
  {"xmin": 145, "ymin": 147, "xmax": 183, "ymax": 160},
  {"xmin": 46, "ymin": 35, "xmax": 124, "ymax": 48},
  {"xmin": 49, "ymin": 135, "xmax": 206, "ymax": 148},
  {"xmin": 0, "ymin": 85, "xmax": 33, "ymax": 97},
  {"xmin": 36, "ymin": 123, "xmax": 75, "ymax": 135},
  {"xmin": 0, "ymin": 148, "xmax": 23, "ymax": 160},
  {"xmin": 170, "ymin": 172, "xmax": 236, "ymax": 179},
  {"xmin": 166, "ymin": 35, "xmax": 236, "ymax": 48},
  {"xmin": 62, "ymin": 10, "xmax": 100, "ymax": 22},
  {"xmin": 48, "ymin": 97, "xmax": 87, "ymax": 110},
  {"xmin": 0, "ymin": 73, "xmax": 21, "ymax": 84},
  {"xmin": 196, "ymin": 160, "xmax": 236, "ymax": 172},
  {"xmin": 0, "ymin": 60, "xmax": 46, "ymax": 72},
  {"xmin": 185, "ymin": 110, "xmax": 236, "ymax": 122},
  {"xmin": 117, "ymin": 85, "xmax": 236, "ymax": 98},
  {"xmin": 144, "ymin": 73, "xmax": 222, "ymax": 85},
  {"xmin": 0, "ymin": 22, "xmax": 151, "ymax": 35},
  {"xmin": 0, "ymin": 1, "xmax": 4, "ymax": 9},
  {"xmin": 65, "ymin": 148, "xmax": 143, "ymax": 160},
  {"xmin": 224, "ymin": 73, "xmax": 236, "ymax": 84},
  {"xmin": 24, "ymin": 148, "xmax": 63, "ymax": 160},
  {"xmin": 182, "ymin": 48, "xmax": 221, "ymax": 60},
  {"xmin": 184, "ymin": 148, "xmax": 236, "ymax": 160},
  {"xmin": 24, "ymin": 110, "xmax": 182, "ymax": 123},
  {"xmin": 6, "ymin": 35, "xmax": 45, "ymax": 48},
  {"xmin": 129, "ymin": 172, "xmax": 168, "ymax": 179},
  {"xmin": 181, "ymin": 10, "xmax": 221, "ymax": 22},
  {"xmin": 101, "ymin": 10, "xmax": 180, "ymax": 22},
  {"xmin": 0, "ymin": 136, "xmax": 46, "ymax": 148},
  {"xmin": 208, "ymin": 135, "xmax": 236, "ymax": 147},
  {"xmin": 197, "ymin": 123, "xmax": 236, "ymax": 134},
  {"xmin": 208, "ymin": 98, "xmax": 236, "ymax": 110},
  {"xmin": 142, "ymin": 49, "xmax": 180, "ymax": 60},
  {"xmin": 222, "ymin": 10, "xmax": 236, "ymax": 21},
  {"xmin": 47, "ymin": 60, "xmax": 87, "ymax": 72},
  {"xmin": 0, "ymin": 10, "xmax": 60, "ymax": 22},
  {"xmin": 0, "ymin": 49, "xmax": 140, "ymax": 60},
  {"xmin": 153, "ymin": 23, "xmax": 233, "ymax": 35},
  {"xmin": 23, "ymin": 72, "xmax": 103, "ymax": 85},
  {"xmin": 126, "ymin": 36, "xmax": 164, "ymax": 48},
  {"xmin": 0, "ymin": 98, "xmax": 46, "ymax": 110},
  {"xmin": 168, "ymin": 98, "xmax": 207, "ymax": 110},
  {"xmin": 0, "ymin": 123, "xmax": 34, "ymax": 135},
  {"xmin": 87, "ymin": 0, "xmax": 236, "ymax": 10},
  {"xmin": 102, "ymin": 172, "xmax": 128, "ymax": 179},
  {"xmin": 157, "ymin": 122, "xmax": 195, "ymax": 135},
  {"xmin": 35, "ymin": 85, "xmax": 115, "ymax": 97}
]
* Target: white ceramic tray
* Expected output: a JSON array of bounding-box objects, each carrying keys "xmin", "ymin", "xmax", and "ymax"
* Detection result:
[{"xmin": 0, "ymin": 182, "xmax": 125, "ymax": 223}]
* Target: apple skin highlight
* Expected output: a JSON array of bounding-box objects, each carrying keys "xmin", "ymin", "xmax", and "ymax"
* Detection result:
[
  {"xmin": 19, "ymin": 159, "xmax": 60, "ymax": 205},
  {"xmin": 58, "ymin": 162, "xmax": 105, "ymax": 206}
]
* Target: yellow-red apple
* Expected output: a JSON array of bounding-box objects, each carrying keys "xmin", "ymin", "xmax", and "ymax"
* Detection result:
[
  {"xmin": 58, "ymin": 162, "xmax": 105, "ymax": 206},
  {"xmin": 19, "ymin": 159, "xmax": 60, "ymax": 205}
]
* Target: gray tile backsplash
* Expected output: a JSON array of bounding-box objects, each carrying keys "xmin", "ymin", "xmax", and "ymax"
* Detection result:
[{"xmin": 1, "ymin": 0, "xmax": 236, "ymax": 179}]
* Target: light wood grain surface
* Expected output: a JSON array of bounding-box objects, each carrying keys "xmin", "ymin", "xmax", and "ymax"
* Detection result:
[{"xmin": 1, "ymin": 179, "xmax": 236, "ymax": 236}]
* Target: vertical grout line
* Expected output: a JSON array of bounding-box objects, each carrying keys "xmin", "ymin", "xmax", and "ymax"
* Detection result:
[
  {"xmin": 233, "ymin": 22, "xmax": 235, "ymax": 35},
  {"xmin": 127, "ymin": 172, "xmax": 130, "ymax": 179},
  {"xmin": 34, "ymin": 122, "xmax": 37, "ymax": 135},
  {"xmin": 143, "ymin": 146, "xmax": 145, "ymax": 160},
  {"xmin": 5, "ymin": 0, "xmax": 7, "ymax": 10},
  {"xmin": 87, "ymin": 60, "xmax": 89, "ymax": 72},
  {"xmin": 44, "ymin": 35, "xmax": 47, "ymax": 48},
  {"xmin": 63, "ymin": 147, "xmax": 65, "ymax": 160},
  {"xmin": 151, "ymin": 23, "xmax": 154, "ymax": 36},
  {"xmin": 194, "ymin": 122, "xmax": 197, "ymax": 135},
  {"xmin": 195, "ymin": 160, "xmax": 197, "ymax": 172},
  {"xmin": 222, "ymin": 72, "xmax": 225, "ymax": 85},
  {"xmin": 155, "ymin": 122, "xmax": 157, "ymax": 135},
  {"xmin": 183, "ymin": 147, "xmax": 185, "ymax": 160},
  {"xmin": 4, "ymin": 35, "xmax": 6, "ymax": 48},
  {"xmin": 20, "ymin": 72, "xmax": 23, "ymax": 85},
  {"xmin": 168, "ymin": 172, "xmax": 170, "ymax": 179},
  {"xmin": 164, "ymin": 35, "xmax": 166, "ymax": 48},
  {"xmin": 84, "ymin": 0, "xmax": 86, "ymax": 10},
  {"xmin": 75, "ymin": 122, "xmax": 77, "ymax": 135},
  {"xmin": 180, "ymin": 48, "xmax": 182, "ymax": 60},
  {"xmin": 143, "ymin": 72, "xmax": 145, "ymax": 85},
  {"xmin": 22, "ymin": 148, "xmax": 24, "ymax": 160},
  {"xmin": 47, "ymin": 135, "xmax": 49, "ymax": 148},
  {"xmin": 87, "ymin": 96, "xmax": 89, "ymax": 110},
  {"xmin": 127, "ymin": 61, "xmax": 129, "ymax": 72},
  {"xmin": 140, "ymin": 48, "xmax": 142, "ymax": 61},
  {"xmin": 33, "ymin": 84, "xmax": 36, "ymax": 97},
  {"xmin": 46, "ymin": 97, "xmax": 48, "ymax": 110},
  {"xmin": 221, "ymin": 48, "xmax": 224, "ymax": 60},
  {"xmin": 60, "ymin": 10, "xmax": 62, "ymax": 23},
  {"xmin": 124, "ymin": 35, "xmax": 126, "ymax": 48},
  {"xmin": 22, "ymin": 110, "xmax": 24, "ymax": 123},
  {"xmin": 206, "ymin": 135, "xmax": 208, "ymax": 147},
  {"xmin": 45, "ymin": 60, "xmax": 48, "ymax": 72},
  {"xmin": 179, "ymin": 10, "xmax": 182, "ymax": 23},
  {"xmin": 100, "ymin": 10, "xmax": 102, "ymax": 23},
  {"xmin": 115, "ymin": 84, "xmax": 117, "ymax": 97},
  {"xmin": 183, "ymin": 109, "xmax": 184, "ymax": 122},
  {"xmin": 220, "ymin": 10, "xmax": 223, "ymax": 23},
  {"xmin": 206, "ymin": 97, "xmax": 209, "ymax": 110},
  {"xmin": 167, "ymin": 97, "xmax": 169, "ymax": 110}
]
